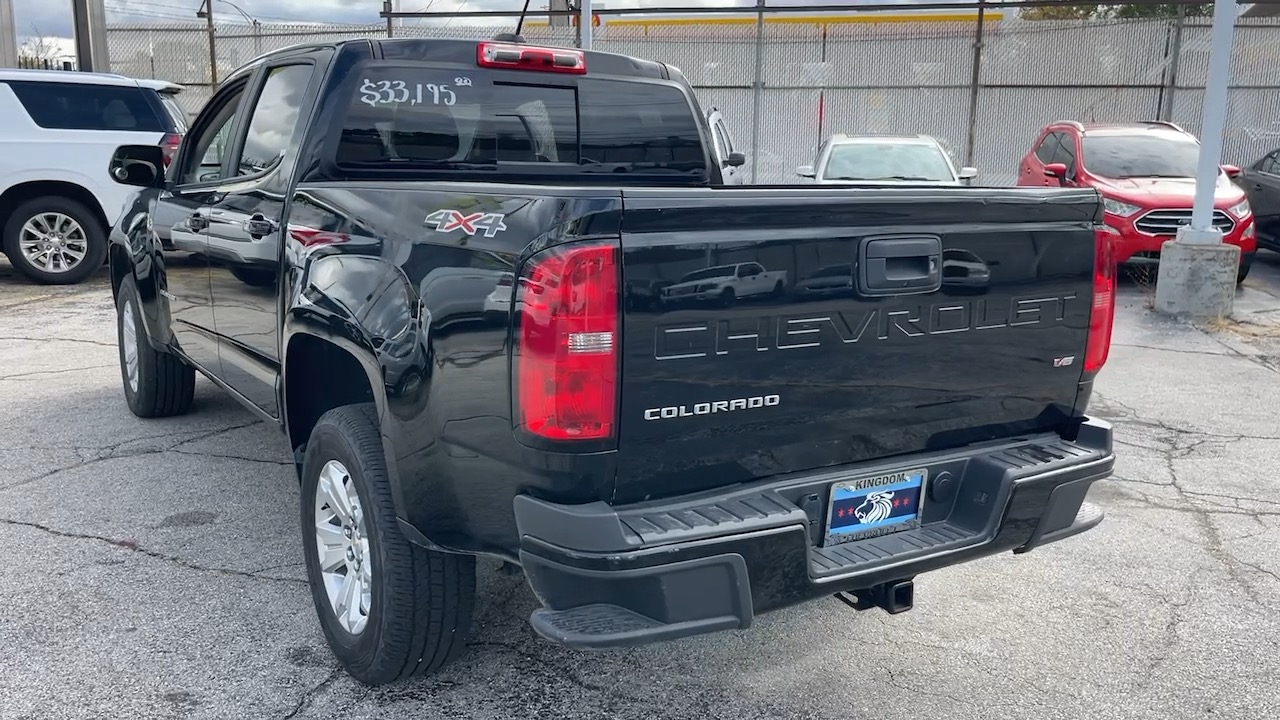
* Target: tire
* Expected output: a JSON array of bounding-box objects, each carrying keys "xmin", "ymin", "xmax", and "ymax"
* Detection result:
[
  {"xmin": 229, "ymin": 266, "xmax": 276, "ymax": 288},
  {"xmin": 116, "ymin": 275, "xmax": 196, "ymax": 418},
  {"xmin": 301, "ymin": 404, "xmax": 476, "ymax": 686},
  {"xmin": 3, "ymin": 196, "xmax": 108, "ymax": 285},
  {"xmin": 720, "ymin": 287, "xmax": 736, "ymax": 307},
  {"xmin": 1238, "ymin": 252, "xmax": 1255, "ymax": 286}
]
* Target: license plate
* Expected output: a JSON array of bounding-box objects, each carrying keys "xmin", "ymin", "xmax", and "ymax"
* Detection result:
[{"xmin": 824, "ymin": 468, "xmax": 928, "ymax": 546}]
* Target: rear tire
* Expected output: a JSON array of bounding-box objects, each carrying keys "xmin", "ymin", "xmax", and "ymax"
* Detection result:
[
  {"xmin": 720, "ymin": 287, "xmax": 736, "ymax": 307},
  {"xmin": 3, "ymin": 196, "xmax": 107, "ymax": 285},
  {"xmin": 116, "ymin": 275, "xmax": 196, "ymax": 418},
  {"xmin": 301, "ymin": 404, "xmax": 476, "ymax": 686}
]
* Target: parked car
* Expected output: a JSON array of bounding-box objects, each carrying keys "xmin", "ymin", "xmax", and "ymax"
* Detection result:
[
  {"xmin": 659, "ymin": 262, "xmax": 786, "ymax": 305},
  {"xmin": 0, "ymin": 69, "xmax": 184, "ymax": 284},
  {"xmin": 107, "ymin": 35, "xmax": 1114, "ymax": 686},
  {"xmin": 797, "ymin": 134, "xmax": 977, "ymax": 185},
  {"xmin": 1239, "ymin": 147, "xmax": 1280, "ymax": 253},
  {"xmin": 1018, "ymin": 120, "xmax": 1256, "ymax": 283},
  {"xmin": 706, "ymin": 107, "xmax": 747, "ymax": 185}
]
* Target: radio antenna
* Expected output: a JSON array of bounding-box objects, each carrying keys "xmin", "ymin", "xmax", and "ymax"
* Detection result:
[{"xmin": 514, "ymin": 0, "xmax": 534, "ymax": 37}]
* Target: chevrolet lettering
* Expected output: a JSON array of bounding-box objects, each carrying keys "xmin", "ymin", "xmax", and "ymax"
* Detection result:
[
  {"xmin": 105, "ymin": 35, "xmax": 1116, "ymax": 687},
  {"xmin": 654, "ymin": 294, "xmax": 1078, "ymax": 360}
]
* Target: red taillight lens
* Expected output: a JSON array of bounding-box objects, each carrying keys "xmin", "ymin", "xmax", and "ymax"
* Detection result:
[
  {"xmin": 159, "ymin": 132, "xmax": 181, "ymax": 167},
  {"xmin": 288, "ymin": 225, "xmax": 349, "ymax": 248},
  {"xmin": 516, "ymin": 241, "xmax": 619, "ymax": 442},
  {"xmin": 477, "ymin": 42, "xmax": 587, "ymax": 74},
  {"xmin": 1085, "ymin": 226, "xmax": 1117, "ymax": 375}
]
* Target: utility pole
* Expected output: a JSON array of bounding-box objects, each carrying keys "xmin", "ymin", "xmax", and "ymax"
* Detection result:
[
  {"xmin": 0, "ymin": 0, "xmax": 16, "ymax": 69},
  {"xmin": 72, "ymin": 0, "xmax": 110, "ymax": 72},
  {"xmin": 197, "ymin": 0, "xmax": 217, "ymax": 85},
  {"xmin": 1154, "ymin": 0, "xmax": 1242, "ymax": 319},
  {"xmin": 579, "ymin": 0, "xmax": 592, "ymax": 49},
  {"xmin": 549, "ymin": 0, "xmax": 570, "ymax": 27}
]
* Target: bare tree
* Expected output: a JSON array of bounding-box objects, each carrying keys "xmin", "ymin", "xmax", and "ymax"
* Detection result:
[{"xmin": 18, "ymin": 26, "xmax": 63, "ymax": 69}]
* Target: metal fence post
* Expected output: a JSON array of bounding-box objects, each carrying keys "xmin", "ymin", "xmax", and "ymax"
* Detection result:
[
  {"xmin": 1160, "ymin": 3, "xmax": 1187, "ymax": 121},
  {"xmin": 0, "ymin": 0, "xmax": 16, "ymax": 69},
  {"xmin": 749, "ymin": 0, "xmax": 765, "ymax": 183},
  {"xmin": 963, "ymin": 1, "xmax": 986, "ymax": 168}
]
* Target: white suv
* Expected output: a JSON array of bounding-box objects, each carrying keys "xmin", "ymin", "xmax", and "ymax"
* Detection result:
[
  {"xmin": 0, "ymin": 69, "xmax": 185, "ymax": 284},
  {"xmin": 797, "ymin": 134, "xmax": 978, "ymax": 186}
]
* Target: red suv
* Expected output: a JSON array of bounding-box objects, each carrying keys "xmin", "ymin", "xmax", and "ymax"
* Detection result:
[{"xmin": 1018, "ymin": 121, "xmax": 1256, "ymax": 283}]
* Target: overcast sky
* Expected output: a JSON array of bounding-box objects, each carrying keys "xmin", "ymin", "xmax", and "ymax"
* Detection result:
[{"xmin": 16, "ymin": 0, "xmax": 947, "ymax": 40}]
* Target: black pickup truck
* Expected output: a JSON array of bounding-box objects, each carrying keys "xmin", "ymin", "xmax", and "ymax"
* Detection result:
[{"xmin": 106, "ymin": 36, "xmax": 1116, "ymax": 686}]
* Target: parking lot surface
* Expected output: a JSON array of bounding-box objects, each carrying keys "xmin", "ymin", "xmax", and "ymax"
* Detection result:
[{"xmin": 3, "ymin": 257, "xmax": 1280, "ymax": 720}]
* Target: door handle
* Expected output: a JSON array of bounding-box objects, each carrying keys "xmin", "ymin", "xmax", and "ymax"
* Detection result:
[
  {"xmin": 242, "ymin": 214, "xmax": 278, "ymax": 238},
  {"xmin": 186, "ymin": 214, "xmax": 207, "ymax": 232},
  {"xmin": 858, "ymin": 235, "xmax": 942, "ymax": 297}
]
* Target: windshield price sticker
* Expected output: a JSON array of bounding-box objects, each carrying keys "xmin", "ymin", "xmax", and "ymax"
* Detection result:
[{"xmin": 359, "ymin": 77, "xmax": 472, "ymax": 108}]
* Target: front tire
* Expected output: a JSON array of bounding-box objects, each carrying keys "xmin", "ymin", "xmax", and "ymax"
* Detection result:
[
  {"xmin": 3, "ymin": 196, "xmax": 107, "ymax": 285},
  {"xmin": 1238, "ymin": 252, "xmax": 1255, "ymax": 286},
  {"xmin": 116, "ymin": 275, "xmax": 195, "ymax": 418},
  {"xmin": 301, "ymin": 404, "xmax": 476, "ymax": 686}
]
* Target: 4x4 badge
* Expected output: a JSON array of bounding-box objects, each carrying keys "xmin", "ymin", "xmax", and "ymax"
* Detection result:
[{"xmin": 424, "ymin": 209, "xmax": 508, "ymax": 238}]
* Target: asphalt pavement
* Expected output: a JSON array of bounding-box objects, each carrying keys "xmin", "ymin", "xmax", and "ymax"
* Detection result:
[{"xmin": 2, "ymin": 255, "xmax": 1280, "ymax": 720}]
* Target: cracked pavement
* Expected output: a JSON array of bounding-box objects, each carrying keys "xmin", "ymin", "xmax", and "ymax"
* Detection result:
[{"xmin": 2, "ymin": 256, "xmax": 1280, "ymax": 720}]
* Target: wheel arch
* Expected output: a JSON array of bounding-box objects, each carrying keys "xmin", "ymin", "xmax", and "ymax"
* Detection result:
[
  {"xmin": 282, "ymin": 329, "xmax": 388, "ymax": 476},
  {"xmin": 0, "ymin": 180, "xmax": 110, "ymax": 239}
]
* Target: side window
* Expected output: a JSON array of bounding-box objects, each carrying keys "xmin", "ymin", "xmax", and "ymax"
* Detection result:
[
  {"xmin": 719, "ymin": 121, "xmax": 736, "ymax": 152},
  {"xmin": 710, "ymin": 122, "xmax": 728, "ymax": 162},
  {"xmin": 177, "ymin": 86, "xmax": 246, "ymax": 185},
  {"xmin": 1261, "ymin": 151, "xmax": 1280, "ymax": 176},
  {"xmin": 1056, "ymin": 132, "xmax": 1078, "ymax": 171},
  {"xmin": 1034, "ymin": 133, "xmax": 1057, "ymax": 164},
  {"xmin": 8, "ymin": 81, "xmax": 168, "ymax": 132},
  {"xmin": 234, "ymin": 64, "xmax": 314, "ymax": 177}
]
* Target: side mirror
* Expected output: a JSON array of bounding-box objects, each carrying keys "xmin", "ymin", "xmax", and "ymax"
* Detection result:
[
  {"xmin": 724, "ymin": 151, "xmax": 746, "ymax": 168},
  {"xmin": 797, "ymin": 165, "xmax": 816, "ymax": 179},
  {"xmin": 109, "ymin": 145, "xmax": 166, "ymax": 188},
  {"xmin": 958, "ymin": 166, "xmax": 978, "ymax": 185},
  {"xmin": 1043, "ymin": 162, "xmax": 1069, "ymax": 186},
  {"xmin": 1221, "ymin": 164, "xmax": 1242, "ymax": 179}
]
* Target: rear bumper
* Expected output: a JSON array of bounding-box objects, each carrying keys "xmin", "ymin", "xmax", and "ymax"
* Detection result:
[{"xmin": 515, "ymin": 418, "xmax": 1114, "ymax": 649}]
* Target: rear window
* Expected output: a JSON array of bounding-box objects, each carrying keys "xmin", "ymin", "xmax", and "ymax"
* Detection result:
[
  {"xmin": 8, "ymin": 81, "xmax": 169, "ymax": 132},
  {"xmin": 158, "ymin": 94, "xmax": 189, "ymax": 134},
  {"xmin": 334, "ymin": 64, "xmax": 708, "ymax": 184}
]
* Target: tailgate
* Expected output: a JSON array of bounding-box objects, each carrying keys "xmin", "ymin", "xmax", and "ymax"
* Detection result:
[{"xmin": 613, "ymin": 186, "xmax": 1101, "ymax": 503}]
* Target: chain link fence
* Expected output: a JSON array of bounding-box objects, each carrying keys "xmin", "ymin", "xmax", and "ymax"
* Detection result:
[{"xmin": 104, "ymin": 4, "xmax": 1280, "ymax": 185}]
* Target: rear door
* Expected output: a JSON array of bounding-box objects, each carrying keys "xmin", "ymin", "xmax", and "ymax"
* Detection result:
[
  {"xmin": 207, "ymin": 59, "xmax": 323, "ymax": 418},
  {"xmin": 7, "ymin": 78, "xmax": 174, "ymax": 227},
  {"xmin": 614, "ymin": 187, "xmax": 1100, "ymax": 502}
]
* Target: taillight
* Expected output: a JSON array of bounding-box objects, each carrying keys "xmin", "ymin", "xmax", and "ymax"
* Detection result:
[
  {"xmin": 1085, "ymin": 226, "xmax": 1117, "ymax": 375},
  {"xmin": 477, "ymin": 42, "xmax": 587, "ymax": 74},
  {"xmin": 159, "ymin": 132, "xmax": 181, "ymax": 167},
  {"xmin": 515, "ymin": 241, "xmax": 619, "ymax": 442}
]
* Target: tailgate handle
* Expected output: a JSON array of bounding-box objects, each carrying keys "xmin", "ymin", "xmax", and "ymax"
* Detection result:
[{"xmin": 858, "ymin": 235, "xmax": 942, "ymax": 297}]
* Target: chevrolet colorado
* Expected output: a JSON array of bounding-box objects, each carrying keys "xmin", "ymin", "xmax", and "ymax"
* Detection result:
[{"xmin": 106, "ymin": 36, "xmax": 1116, "ymax": 686}]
